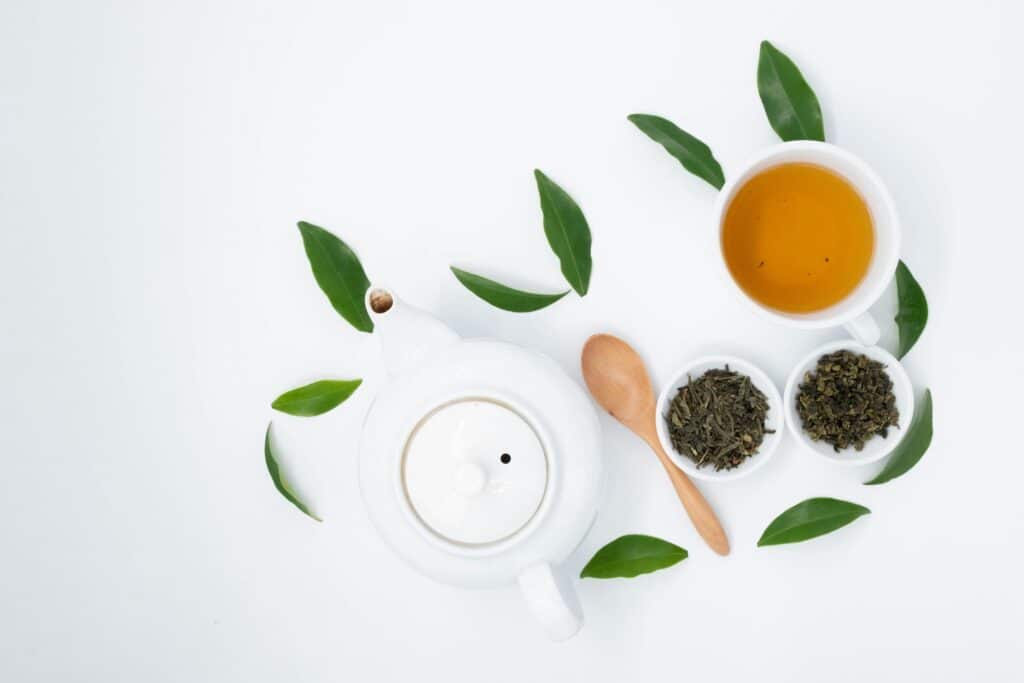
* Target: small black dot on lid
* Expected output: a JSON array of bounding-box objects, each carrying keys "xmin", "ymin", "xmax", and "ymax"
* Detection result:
[{"xmin": 500, "ymin": 453, "xmax": 511, "ymax": 464}]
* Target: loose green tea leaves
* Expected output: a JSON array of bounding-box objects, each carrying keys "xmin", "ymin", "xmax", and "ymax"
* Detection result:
[
  {"xmin": 865, "ymin": 389, "xmax": 933, "ymax": 485},
  {"xmin": 297, "ymin": 221, "xmax": 374, "ymax": 333},
  {"xmin": 271, "ymin": 379, "xmax": 362, "ymax": 417},
  {"xmin": 264, "ymin": 423, "xmax": 322, "ymax": 522},
  {"xmin": 627, "ymin": 114, "xmax": 725, "ymax": 190},
  {"xmin": 664, "ymin": 367, "xmax": 772, "ymax": 471},
  {"xmin": 580, "ymin": 534, "xmax": 687, "ymax": 579},
  {"xmin": 796, "ymin": 350, "xmax": 899, "ymax": 452},
  {"xmin": 450, "ymin": 267, "xmax": 569, "ymax": 312},
  {"xmin": 758, "ymin": 497, "xmax": 870, "ymax": 547},
  {"xmin": 895, "ymin": 260, "xmax": 929, "ymax": 359},
  {"xmin": 757, "ymin": 40, "xmax": 825, "ymax": 142},
  {"xmin": 534, "ymin": 169, "xmax": 593, "ymax": 296}
]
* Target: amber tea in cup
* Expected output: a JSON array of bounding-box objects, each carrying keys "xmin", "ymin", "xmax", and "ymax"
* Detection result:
[{"xmin": 721, "ymin": 162, "xmax": 874, "ymax": 313}]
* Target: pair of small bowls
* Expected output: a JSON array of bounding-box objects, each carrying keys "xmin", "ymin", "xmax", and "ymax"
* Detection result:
[{"xmin": 654, "ymin": 340, "xmax": 915, "ymax": 482}]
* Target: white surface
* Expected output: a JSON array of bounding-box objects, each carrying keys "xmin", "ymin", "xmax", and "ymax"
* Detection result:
[
  {"xmin": 783, "ymin": 341, "xmax": 915, "ymax": 465},
  {"xmin": 655, "ymin": 354, "xmax": 785, "ymax": 481},
  {"xmin": 1, "ymin": 1, "xmax": 1022, "ymax": 681}
]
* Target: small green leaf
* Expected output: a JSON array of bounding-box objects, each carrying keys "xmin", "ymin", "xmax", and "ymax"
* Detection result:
[
  {"xmin": 264, "ymin": 423, "xmax": 322, "ymax": 521},
  {"xmin": 580, "ymin": 534, "xmax": 687, "ymax": 579},
  {"xmin": 865, "ymin": 389, "xmax": 933, "ymax": 485},
  {"xmin": 895, "ymin": 260, "xmax": 928, "ymax": 359},
  {"xmin": 271, "ymin": 379, "xmax": 362, "ymax": 417},
  {"xmin": 758, "ymin": 498, "xmax": 869, "ymax": 547},
  {"xmin": 757, "ymin": 40, "xmax": 825, "ymax": 142},
  {"xmin": 297, "ymin": 221, "xmax": 373, "ymax": 333},
  {"xmin": 534, "ymin": 170, "xmax": 593, "ymax": 296},
  {"xmin": 450, "ymin": 267, "xmax": 569, "ymax": 312},
  {"xmin": 627, "ymin": 114, "xmax": 724, "ymax": 189}
]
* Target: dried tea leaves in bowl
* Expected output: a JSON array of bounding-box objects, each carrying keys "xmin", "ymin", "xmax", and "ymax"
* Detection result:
[
  {"xmin": 796, "ymin": 350, "xmax": 899, "ymax": 452},
  {"xmin": 665, "ymin": 367, "xmax": 773, "ymax": 471}
]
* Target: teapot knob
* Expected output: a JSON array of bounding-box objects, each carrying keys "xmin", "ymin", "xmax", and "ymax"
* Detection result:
[{"xmin": 453, "ymin": 462, "xmax": 487, "ymax": 497}]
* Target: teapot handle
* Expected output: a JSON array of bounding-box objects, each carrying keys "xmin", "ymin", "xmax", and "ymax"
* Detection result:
[{"xmin": 517, "ymin": 562, "xmax": 583, "ymax": 641}]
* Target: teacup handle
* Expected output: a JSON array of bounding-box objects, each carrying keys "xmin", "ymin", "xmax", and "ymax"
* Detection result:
[
  {"xmin": 844, "ymin": 311, "xmax": 881, "ymax": 346},
  {"xmin": 517, "ymin": 562, "xmax": 583, "ymax": 641}
]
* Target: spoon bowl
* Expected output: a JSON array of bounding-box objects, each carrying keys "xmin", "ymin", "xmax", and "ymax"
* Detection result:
[{"xmin": 581, "ymin": 334, "xmax": 656, "ymax": 431}]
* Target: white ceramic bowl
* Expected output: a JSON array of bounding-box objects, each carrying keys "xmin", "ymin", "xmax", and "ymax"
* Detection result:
[
  {"xmin": 783, "ymin": 340, "xmax": 914, "ymax": 465},
  {"xmin": 655, "ymin": 355, "xmax": 784, "ymax": 482}
]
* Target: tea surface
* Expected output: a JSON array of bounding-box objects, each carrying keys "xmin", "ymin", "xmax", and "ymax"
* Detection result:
[{"xmin": 722, "ymin": 163, "xmax": 874, "ymax": 313}]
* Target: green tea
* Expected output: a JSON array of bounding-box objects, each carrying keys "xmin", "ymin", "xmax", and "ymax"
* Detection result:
[
  {"xmin": 664, "ymin": 367, "xmax": 772, "ymax": 471},
  {"xmin": 796, "ymin": 350, "xmax": 899, "ymax": 451},
  {"xmin": 722, "ymin": 163, "xmax": 874, "ymax": 313}
]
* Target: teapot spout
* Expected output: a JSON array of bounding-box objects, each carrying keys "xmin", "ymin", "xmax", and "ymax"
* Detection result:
[{"xmin": 366, "ymin": 287, "xmax": 460, "ymax": 376}]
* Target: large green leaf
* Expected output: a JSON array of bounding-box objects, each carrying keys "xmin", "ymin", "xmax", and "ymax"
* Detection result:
[
  {"xmin": 627, "ymin": 114, "xmax": 724, "ymax": 189},
  {"xmin": 758, "ymin": 498, "xmax": 869, "ymax": 546},
  {"xmin": 450, "ymin": 267, "xmax": 568, "ymax": 312},
  {"xmin": 865, "ymin": 389, "xmax": 933, "ymax": 485},
  {"xmin": 580, "ymin": 534, "xmax": 687, "ymax": 579},
  {"xmin": 271, "ymin": 379, "xmax": 362, "ymax": 417},
  {"xmin": 264, "ymin": 423, "xmax": 322, "ymax": 522},
  {"xmin": 757, "ymin": 40, "xmax": 825, "ymax": 142},
  {"xmin": 297, "ymin": 221, "xmax": 373, "ymax": 333},
  {"xmin": 534, "ymin": 170, "xmax": 593, "ymax": 296},
  {"xmin": 895, "ymin": 261, "xmax": 929, "ymax": 359}
]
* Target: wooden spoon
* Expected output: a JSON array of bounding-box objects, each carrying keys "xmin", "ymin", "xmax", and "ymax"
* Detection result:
[{"xmin": 581, "ymin": 334, "xmax": 730, "ymax": 556}]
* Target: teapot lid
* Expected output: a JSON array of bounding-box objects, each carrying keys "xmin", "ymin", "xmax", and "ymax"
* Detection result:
[{"xmin": 402, "ymin": 399, "xmax": 548, "ymax": 545}]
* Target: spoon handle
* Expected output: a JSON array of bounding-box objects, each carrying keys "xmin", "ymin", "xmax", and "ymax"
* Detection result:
[{"xmin": 648, "ymin": 437, "xmax": 730, "ymax": 556}]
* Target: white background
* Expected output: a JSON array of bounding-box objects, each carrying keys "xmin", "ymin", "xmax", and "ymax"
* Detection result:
[{"xmin": 2, "ymin": 1, "xmax": 1022, "ymax": 681}]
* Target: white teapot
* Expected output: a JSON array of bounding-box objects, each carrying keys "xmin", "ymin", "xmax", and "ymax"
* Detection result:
[{"xmin": 358, "ymin": 287, "xmax": 603, "ymax": 640}]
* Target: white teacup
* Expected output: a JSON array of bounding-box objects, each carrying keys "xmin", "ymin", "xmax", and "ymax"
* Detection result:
[{"xmin": 713, "ymin": 141, "xmax": 901, "ymax": 345}]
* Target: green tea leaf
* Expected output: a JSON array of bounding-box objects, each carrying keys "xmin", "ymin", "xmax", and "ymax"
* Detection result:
[
  {"xmin": 450, "ymin": 267, "xmax": 569, "ymax": 312},
  {"xmin": 264, "ymin": 423, "xmax": 322, "ymax": 522},
  {"xmin": 627, "ymin": 114, "xmax": 724, "ymax": 189},
  {"xmin": 297, "ymin": 221, "xmax": 373, "ymax": 333},
  {"xmin": 757, "ymin": 40, "xmax": 825, "ymax": 142},
  {"xmin": 758, "ymin": 497, "xmax": 869, "ymax": 546},
  {"xmin": 534, "ymin": 169, "xmax": 593, "ymax": 296},
  {"xmin": 580, "ymin": 534, "xmax": 687, "ymax": 579},
  {"xmin": 271, "ymin": 379, "xmax": 362, "ymax": 417},
  {"xmin": 894, "ymin": 260, "xmax": 928, "ymax": 359},
  {"xmin": 865, "ymin": 389, "xmax": 933, "ymax": 485}
]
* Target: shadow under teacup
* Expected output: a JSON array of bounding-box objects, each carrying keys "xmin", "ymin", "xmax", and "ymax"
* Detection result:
[{"xmin": 713, "ymin": 141, "xmax": 900, "ymax": 345}]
